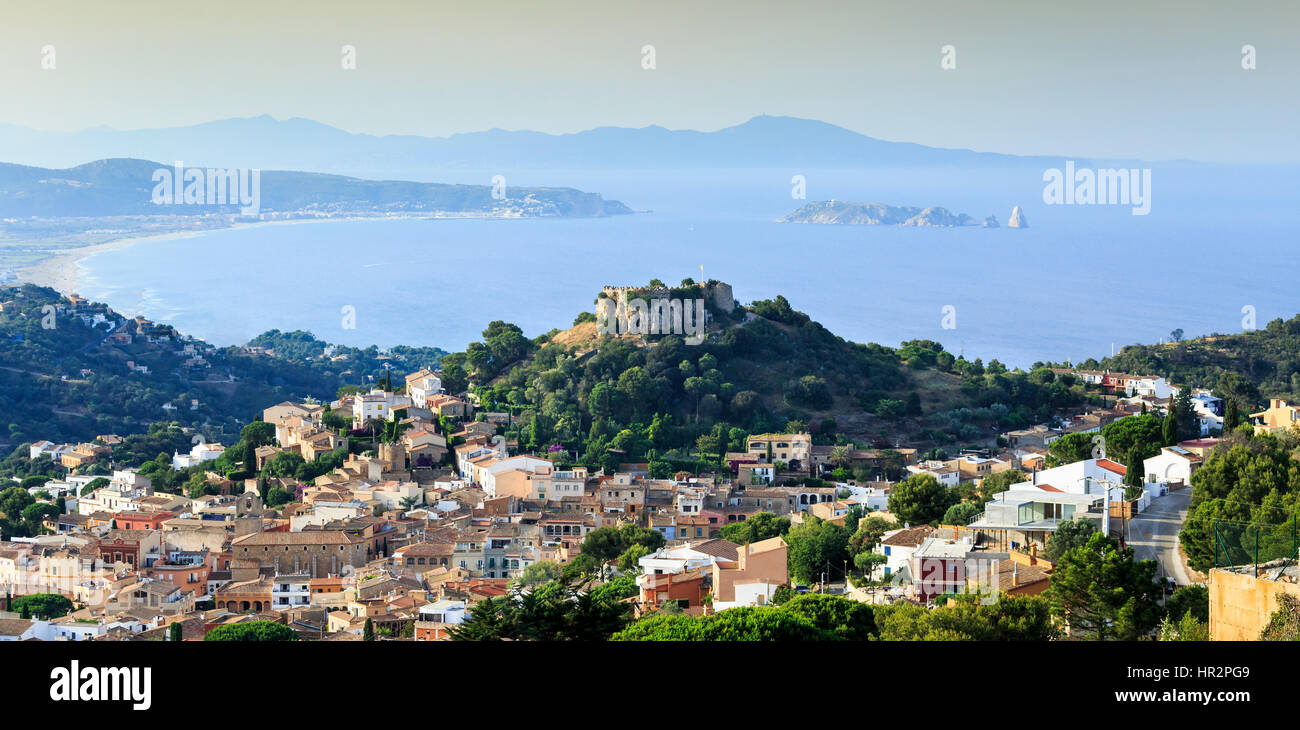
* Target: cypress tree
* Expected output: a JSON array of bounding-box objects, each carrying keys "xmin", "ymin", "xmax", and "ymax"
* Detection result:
[
  {"xmin": 1224, "ymin": 399, "xmax": 1239, "ymax": 432},
  {"xmin": 1174, "ymin": 389, "xmax": 1196, "ymax": 440},
  {"xmin": 1162, "ymin": 409, "xmax": 1178, "ymax": 446},
  {"xmin": 1125, "ymin": 448, "xmax": 1145, "ymax": 487},
  {"xmin": 363, "ymin": 617, "xmax": 375, "ymax": 641},
  {"xmin": 169, "ymin": 622, "xmax": 183, "ymax": 642}
]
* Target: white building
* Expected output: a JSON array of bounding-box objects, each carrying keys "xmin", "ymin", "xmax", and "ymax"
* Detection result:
[
  {"xmin": 675, "ymin": 485, "xmax": 707, "ymax": 515},
  {"xmin": 352, "ymin": 389, "xmax": 412, "ymax": 427},
  {"xmin": 289, "ymin": 501, "xmax": 370, "ymax": 531},
  {"xmin": 357, "ymin": 481, "xmax": 424, "ymax": 511},
  {"xmin": 1143, "ymin": 446, "xmax": 1202, "ymax": 486},
  {"xmin": 636, "ymin": 539, "xmax": 739, "ymax": 592},
  {"xmin": 407, "ymin": 370, "xmax": 444, "ymax": 404},
  {"xmin": 1126, "ymin": 376, "xmax": 1176, "ymax": 399},
  {"xmin": 172, "ymin": 442, "xmax": 226, "ymax": 470},
  {"xmin": 1189, "ymin": 389, "xmax": 1225, "ymax": 435},
  {"xmin": 907, "ymin": 460, "xmax": 960, "ymax": 487},
  {"xmin": 876, "ymin": 525, "xmax": 934, "ymax": 579},
  {"xmin": 418, "ymin": 599, "xmax": 467, "ymax": 625},
  {"xmin": 1015, "ymin": 457, "xmax": 1128, "ymax": 501},
  {"xmin": 271, "ymin": 573, "xmax": 311, "ymax": 610},
  {"xmin": 28, "ymin": 479, "xmax": 77, "ymax": 499},
  {"xmin": 77, "ymin": 470, "xmax": 154, "ymax": 516}
]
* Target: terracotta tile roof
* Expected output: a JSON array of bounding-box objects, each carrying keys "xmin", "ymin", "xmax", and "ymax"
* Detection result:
[
  {"xmin": 993, "ymin": 559, "xmax": 1051, "ymax": 589},
  {"xmin": 881, "ymin": 525, "xmax": 935, "ymax": 547},
  {"xmin": 1096, "ymin": 459, "xmax": 1127, "ymax": 476},
  {"xmin": 688, "ymin": 538, "xmax": 741, "ymax": 561}
]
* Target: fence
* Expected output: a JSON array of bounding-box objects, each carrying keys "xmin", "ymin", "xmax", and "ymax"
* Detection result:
[{"xmin": 1213, "ymin": 518, "xmax": 1300, "ymax": 579}]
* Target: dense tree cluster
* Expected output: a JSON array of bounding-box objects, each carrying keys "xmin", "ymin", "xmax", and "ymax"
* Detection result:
[
  {"xmin": 0, "ymin": 286, "xmax": 444, "ymax": 447},
  {"xmin": 613, "ymin": 593, "xmax": 1055, "ymax": 641},
  {"xmin": 1179, "ymin": 429, "xmax": 1300, "ymax": 572}
]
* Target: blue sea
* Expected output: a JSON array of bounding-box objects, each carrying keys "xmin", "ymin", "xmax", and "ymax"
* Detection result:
[{"xmin": 76, "ymin": 165, "xmax": 1300, "ymax": 369}]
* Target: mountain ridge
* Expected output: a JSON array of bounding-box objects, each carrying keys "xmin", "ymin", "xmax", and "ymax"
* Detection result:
[{"xmin": 0, "ymin": 115, "xmax": 1114, "ymax": 176}]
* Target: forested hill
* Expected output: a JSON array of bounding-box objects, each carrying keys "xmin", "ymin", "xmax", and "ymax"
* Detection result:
[
  {"xmin": 0, "ymin": 158, "xmax": 632, "ymax": 218},
  {"xmin": 1084, "ymin": 314, "xmax": 1300, "ymax": 407},
  {"xmin": 0, "ymin": 279, "xmax": 1111, "ymax": 466},
  {"xmin": 0, "ymin": 284, "xmax": 443, "ymax": 449},
  {"xmin": 437, "ymin": 282, "xmax": 1092, "ymax": 474}
]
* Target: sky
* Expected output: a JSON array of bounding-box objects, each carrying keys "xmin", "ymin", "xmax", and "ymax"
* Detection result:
[{"xmin": 0, "ymin": 0, "xmax": 1296, "ymax": 162}]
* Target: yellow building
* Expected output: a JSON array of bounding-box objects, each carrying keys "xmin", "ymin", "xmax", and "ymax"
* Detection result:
[{"xmin": 1249, "ymin": 399, "xmax": 1300, "ymax": 434}]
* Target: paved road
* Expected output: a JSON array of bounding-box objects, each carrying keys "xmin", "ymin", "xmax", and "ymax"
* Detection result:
[{"xmin": 1126, "ymin": 488, "xmax": 1194, "ymax": 586}]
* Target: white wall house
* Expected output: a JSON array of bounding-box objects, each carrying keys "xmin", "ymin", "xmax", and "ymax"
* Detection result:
[
  {"xmin": 172, "ymin": 442, "xmax": 226, "ymax": 470},
  {"xmin": 77, "ymin": 470, "xmax": 154, "ymax": 516},
  {"xmin": 876, "ymin": 526, "xmax": 933, "ymax": 579},
  {"xmin": 407, "ymin": 372, "xmax": 444, "ymax": 404},
  {"xmin": 418, "ymin": 599, "xmax": 467, "ymax": 625},
  {"xmin": 271, "ymin": 573, "xmax": 311, "ymax": 610},
  {"xmin": 1143, "ymin": 446, "xmax": 1201, "ymax": 486},
  {"xmin": 636, "ymin": 542, "xmax": 737, "ymax": 591},
  {"xmin": 1127, "ymin": 376, "xmax": 1176, "ymax": 399},
  {"xmin": 907, "ymin": 461, "xmax": 959, "ymax": 487},
  {"xmin": 352, "ymin": 390, "xmax": 412, "ymax": 427},
  {"xmin": 1018, "ymin": 458, "xmax": 1128, "ymax": 502}
]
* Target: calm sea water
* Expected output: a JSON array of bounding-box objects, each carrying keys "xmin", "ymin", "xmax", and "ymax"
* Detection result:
[{"xmin": 77, "ymin": 165, "xmax": 1300, "ymax": 369}]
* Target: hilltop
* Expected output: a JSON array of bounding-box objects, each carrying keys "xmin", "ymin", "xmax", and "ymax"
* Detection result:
[
  {"xmin": 1081, "ymin": 315, "xmax": 1300, "ymax": 407},
  {"xmin": 0, "ymin": 284, "xmax": 444, "ymax": 450},
  {"xmin": 436, "ymin": 280, "xmax": 1094, "ymax": 471},
  {"xmin": 0, "ymin": 278, "xmax": 1151, "ymax": 463}
]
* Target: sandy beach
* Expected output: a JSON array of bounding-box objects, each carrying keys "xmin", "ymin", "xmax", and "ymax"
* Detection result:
[
  {"xmin": 15, "ymin": 235, "xmax": 172, "ymax": 295},
  {"xmin": 12, "ymin": 213, "xmax": 521, "ymax": 296}
]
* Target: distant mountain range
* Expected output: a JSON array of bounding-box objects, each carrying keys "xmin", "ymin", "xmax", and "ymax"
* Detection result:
[
  {"xmin": 0, "ymin": 115, "xmax": 1097, "ymax": 177},
  {"xmin": 0, "ymin": 158, "xmax": 631, "ymax": 218}
]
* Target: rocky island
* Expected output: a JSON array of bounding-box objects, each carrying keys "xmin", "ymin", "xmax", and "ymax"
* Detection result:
[{"xmin": 780, "ymin": 200, "xmax": 983, "ymax": 227}]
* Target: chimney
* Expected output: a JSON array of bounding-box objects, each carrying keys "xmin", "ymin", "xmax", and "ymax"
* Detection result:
[{"xmin": 1012, "ymin": 562, "xmax": 1019, "ymax": 587}]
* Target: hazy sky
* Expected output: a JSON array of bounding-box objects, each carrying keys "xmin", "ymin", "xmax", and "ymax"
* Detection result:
[{"xmin": 0, "ymin": 0, "xmax": 1296, "ymax": 162}]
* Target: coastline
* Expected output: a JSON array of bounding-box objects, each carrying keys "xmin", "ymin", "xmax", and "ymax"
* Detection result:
[
  {"xmin": 12, "ymin": 213, "xmax": 522, "ymax": 296},
  {"xmin": 16, "ymin": 231, "xmax": 192, "ymax": 295}
]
